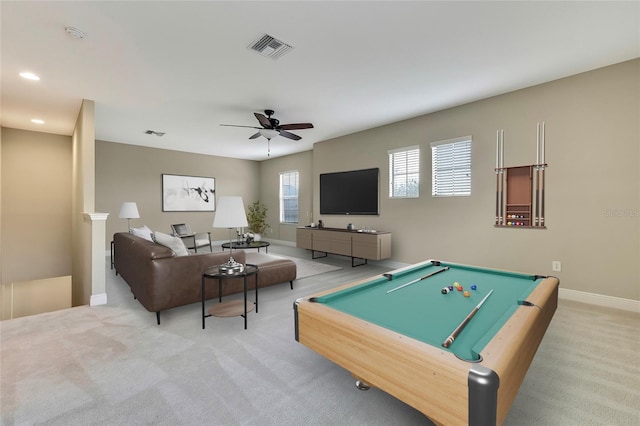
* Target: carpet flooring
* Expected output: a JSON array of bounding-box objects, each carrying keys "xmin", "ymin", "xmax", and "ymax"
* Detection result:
[
  {"xmin": 273, "ymin": 254, "xmax": 341, "ymax": 279},
  {"xmin": 1, "ymin": 245, "xmax": 639, "ymax": 425}
]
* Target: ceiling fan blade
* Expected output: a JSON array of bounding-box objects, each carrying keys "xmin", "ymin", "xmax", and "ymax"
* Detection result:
[
  {"xmin": 220, "ymin": 124, "xmax": 262, "ymax": 129},
  {"xmin": 254, "ymin": 113, "xmax": 272, "ymax": 128},
  {"xmin": 249, "ymin": 132, "xmax": 261, "ymax": 139},
  {"xmin": 279, "ymin": 123, "xmax": 314, "ymax": 131},
  {"xmin": 279, "ymin": 130, "xmax": 302, "ymax": 141}
]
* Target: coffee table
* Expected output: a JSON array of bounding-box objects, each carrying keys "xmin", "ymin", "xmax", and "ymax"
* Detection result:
[
  {"xmin": 221, "ymin": 241, "xmax": 270, "ymax": 253},
  {"xmin": 201, "ymin": 263, "xmax": 259, "ymax": 330}
]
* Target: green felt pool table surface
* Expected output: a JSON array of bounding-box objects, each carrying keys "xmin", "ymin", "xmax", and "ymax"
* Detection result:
[{"xmin": 314, "ymin": 260, "xmax": 543, "ymax": 361}]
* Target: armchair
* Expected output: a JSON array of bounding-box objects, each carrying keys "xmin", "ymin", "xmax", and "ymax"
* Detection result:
[{"xmin": 171, "ymin": 223, "xmax": 212, "ymax": 253}]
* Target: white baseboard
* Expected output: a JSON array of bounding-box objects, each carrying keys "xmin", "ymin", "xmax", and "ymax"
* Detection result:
[
  {"xmin": 267, "ymin": 239, "xmax": 296, "ymax": 247},
  {"xmin": 559, "ymin": 288, "xmax": 639, "ymax": 313},
  {"xmin": 90, "ymin": 293, "xmax": 108, "ymax": 306}
]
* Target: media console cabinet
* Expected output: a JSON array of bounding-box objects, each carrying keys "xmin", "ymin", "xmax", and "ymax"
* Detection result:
[{"xmin": 296, "ymin": 227, "xmax": 391, "ymax": 267}]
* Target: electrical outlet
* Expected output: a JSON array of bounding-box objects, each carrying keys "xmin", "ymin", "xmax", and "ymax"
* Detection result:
[{"xmin": 552, "ymin": 261, "xmax": 562, "ymax": 272}]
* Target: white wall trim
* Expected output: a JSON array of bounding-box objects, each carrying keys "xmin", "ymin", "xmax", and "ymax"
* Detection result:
[
  {"xmin": 83, "ymin": 212, "xmax": 110, "ymax": 222},
  {"xmin": 559, "ymin": 288, "xmax": 639, "ymax": 313},
  {"xmin": 267, "ymin": 238, "xmax": 295, "ymax": 247},
  {"xmin": 90, "ymin": 293, "xmax": 107, "ymax": 306}
]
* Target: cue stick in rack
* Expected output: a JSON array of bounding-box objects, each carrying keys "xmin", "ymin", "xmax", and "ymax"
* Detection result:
[
  {"xmin": 495, "ymin": 129, "xmax": 505, "ymax": 225},
  {"xmin": 442, "ymin": 289, "xmax": 494, "ymax": 348},
  {"xmin": 500, "ymin": 130, "xmax": 505, "ymax": 225},
  {"xmin": 386, "ymin": 267, "xmax": 450, "ymax": 294},
  {"xmin": 535, "ymin": 124, "xmax": 540, "ymax": 226},
  {"xmin": 495, "ymin": 130, "xmax": 502, "ymax": 225},
  {"xmin": 540, "ymin": 122, "xmax": 546, "ymax": 226}
]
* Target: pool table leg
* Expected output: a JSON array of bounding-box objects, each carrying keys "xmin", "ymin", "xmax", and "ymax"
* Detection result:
[
  {"xmin": 351, "ymin": 373, "xmax": 371, "ymax": 391},
  {"xmin": 468, "ymin": 364, "xmax": 499, "ymax": 426},
  {"xmin": 355, "ymin": 380, "xmax": 370, "ymax": 390}
]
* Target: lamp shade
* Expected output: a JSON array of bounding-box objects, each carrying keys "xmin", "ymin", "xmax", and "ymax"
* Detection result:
[
  {"xmin": 213, "ymin": 196, "xmax": 248, "ymax": 228},
  {"xmin": 118, "ymin": 202, "xmax": 140, "ymax": 219},
  {"xmin": 259, "ymin": 129, "xmax": 279, "ymax": 140}
]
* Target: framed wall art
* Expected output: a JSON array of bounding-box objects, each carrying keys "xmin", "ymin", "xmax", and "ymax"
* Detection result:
[{"xmin": 162, "ymin": 174, "xmax": 216, "ymax": 212}]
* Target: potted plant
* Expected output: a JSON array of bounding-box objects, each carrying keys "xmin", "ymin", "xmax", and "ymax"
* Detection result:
[{"xmin": 246, "ymin": 201, "xmax": 270, "ymax": 241}]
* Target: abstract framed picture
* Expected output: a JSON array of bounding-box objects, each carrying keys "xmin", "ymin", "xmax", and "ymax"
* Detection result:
[{"xmin": 162, "ymin": 174, "xmax": 216, "ymax": 212}]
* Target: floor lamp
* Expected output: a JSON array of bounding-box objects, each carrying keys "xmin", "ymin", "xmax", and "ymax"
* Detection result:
[
  {"xmin": 213, "ymin": 196, "xmax": 248, "ymax": 274},
  {"xmin": 119, "ymin": 202, "xmax": 140, "ymax": 231}
]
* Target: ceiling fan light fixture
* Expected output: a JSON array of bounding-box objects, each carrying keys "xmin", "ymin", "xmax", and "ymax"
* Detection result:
[{"xmin": 259, "ymin": 129, "xmax": 279, "ymax": 140}]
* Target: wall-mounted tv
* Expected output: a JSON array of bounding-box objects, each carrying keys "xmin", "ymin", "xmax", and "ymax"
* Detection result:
[{"xmin": 320, "ymin": 168, "xmax": 379, "ymax": 215}]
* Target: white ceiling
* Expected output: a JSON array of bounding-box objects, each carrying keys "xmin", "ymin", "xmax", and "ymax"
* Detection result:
[{"xmin": 2, "ymin": 1, "xmax": 639, "ymax": 161}]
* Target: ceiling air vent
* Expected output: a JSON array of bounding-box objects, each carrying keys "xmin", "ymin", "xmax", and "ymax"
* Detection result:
[{"xmin": 248, "ymin": 34, "xmax": 293, "ymax": 60}]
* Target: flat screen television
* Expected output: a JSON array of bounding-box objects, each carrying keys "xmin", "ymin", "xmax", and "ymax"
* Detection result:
[{"xmin": 320, "ymin": 168, "xmax": 379, "ymax": 215}]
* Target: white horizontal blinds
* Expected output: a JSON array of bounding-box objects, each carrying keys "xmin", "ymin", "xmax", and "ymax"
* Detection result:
[
  {"xmin": 431, "ymin": 137, "xmax": 472, "ymax": 196},
  {"xmin": 388, "ymin": 146, "xmax": 420, "ymax": 198},
  {"xmin": 280, "ymin": 170, "xmax": 299, "ymax": 223}
]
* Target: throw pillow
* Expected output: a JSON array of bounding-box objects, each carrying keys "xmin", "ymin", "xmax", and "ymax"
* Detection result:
[
  {"xmin": 130, "ymin": 225, "xmax": 154, "ymax": 242},
  {"xmin": 153, "ymin": 231, "xmax": 190, "ymax": 256}
]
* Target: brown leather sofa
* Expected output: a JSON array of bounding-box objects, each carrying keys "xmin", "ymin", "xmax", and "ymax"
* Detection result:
[{"xmin": 113, "ymin": 232, "xmax": 296, "ymax": 324}]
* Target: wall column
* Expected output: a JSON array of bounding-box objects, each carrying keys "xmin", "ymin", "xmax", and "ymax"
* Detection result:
[{"xmin": 84, "ymin": 212, "xmax": 109, "ymax": 306}]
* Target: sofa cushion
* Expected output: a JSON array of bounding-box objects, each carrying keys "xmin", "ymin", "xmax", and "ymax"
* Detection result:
[
  {"xmin": 130, "ymin": 225, "xmax": 154, "ymax": 241},
  {"xmin": 153, "ymin": 231, "xmax": 190, "ymax": 256}
]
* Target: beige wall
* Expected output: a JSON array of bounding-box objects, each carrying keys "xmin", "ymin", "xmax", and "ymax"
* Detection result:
[
  {"xmin": 96, "ymin": 141, "xmax": 261, "ymax": 243},
  {"xmin": 0, "ymin": 128, "xmax": 72, "ymax": 286},
  {"xmin": 71, "ymin": 99, "xmax": 97, "ymax": 306},
  {"xmin": 309, "ymin": 59, "xmax": 639, "ymax": 301},
  {"xmin": 258, "ymin": 150, "xmax": 313, "ymax": 242}
]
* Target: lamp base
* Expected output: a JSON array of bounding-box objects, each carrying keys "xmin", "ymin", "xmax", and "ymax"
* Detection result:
[{"xmin": 218, "ymin": 257, "xmax": 244, "ymax": 274}]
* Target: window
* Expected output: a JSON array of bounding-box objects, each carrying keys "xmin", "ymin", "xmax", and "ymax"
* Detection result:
[
  {"xmin": 388, "ymin": 146, "xmax": 420, "ymax": 198},
  {"xmin": 431, "ymin": 136, "xmax": 472, "ymax": 196},
  {"xmin": 280, "ymin": 170, "xmax": 299, "ymax": 223}
]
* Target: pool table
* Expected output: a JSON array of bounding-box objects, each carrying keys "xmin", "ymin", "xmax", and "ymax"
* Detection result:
[{"xmin": 294, "ymin": 260, "xmax": 558, "ymax": 426}]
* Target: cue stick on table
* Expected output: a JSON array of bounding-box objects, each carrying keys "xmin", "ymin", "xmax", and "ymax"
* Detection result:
[
  {"xmin": 441, "ymin": 289, "xmax": 494, "ymax": 348},
  {"xmin": 386, "ymin": 267, "xmax": 450, "ymax": 294}
]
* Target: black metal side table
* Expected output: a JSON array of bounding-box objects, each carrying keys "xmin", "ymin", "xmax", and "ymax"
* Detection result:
[{"xmin": 201, "ymin": 263, "xmax": 259, "ymax": 330}]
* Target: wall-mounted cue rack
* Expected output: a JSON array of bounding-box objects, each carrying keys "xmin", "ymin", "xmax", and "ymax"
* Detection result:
[{"xmin": 495, "ymin": 123, "xmax": 547, "ymax": 229}]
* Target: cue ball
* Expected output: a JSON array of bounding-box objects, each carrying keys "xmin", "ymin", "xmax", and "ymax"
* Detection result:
[
  {"xmin": 471, "ymin": 285, "xmax": 477, "ymax": 290},
  {"xmin": 464, "ymin": 291, "xmax": 470, "ymax": 297},
  {"xmin": 441, "ymin": 287, "xmax": 450, "ymax": 294}
]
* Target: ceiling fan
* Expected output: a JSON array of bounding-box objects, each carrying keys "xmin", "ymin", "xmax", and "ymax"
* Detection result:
[{"xmin": 220, "ymin": 109, "xmax": 314, "ymax": 155}]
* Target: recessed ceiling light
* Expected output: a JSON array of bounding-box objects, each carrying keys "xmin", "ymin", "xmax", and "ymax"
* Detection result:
[
  {"xmin": 65, "ymin": 26, "xmax": 87, "ymax": 39},
  {"xmin": 20, "ymin": 72, "xmax": 40, "ymax": 81},
  {"xmin": 31, "ymin": 119, "xmax": 45, "ymax": 124}
]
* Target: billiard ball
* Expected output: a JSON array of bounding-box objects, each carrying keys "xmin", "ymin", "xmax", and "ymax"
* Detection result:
[
  {"xmin": 464, "ymin": 291, "xmax": 470, "ymax": 297},
  {"xmin": 471, "ymin": 284, "xmax": 477, "ymax": 290},
  {"xmin": 448, "ymin": 285, "xmax": 454, "ymax": 291},
  {"xmin": 457, "ymin": 286, "xmax": 463, "ymax": 291},
  {"xmin": 441, "ymin": 287, "xmax": 450, "ymax": 294}
]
